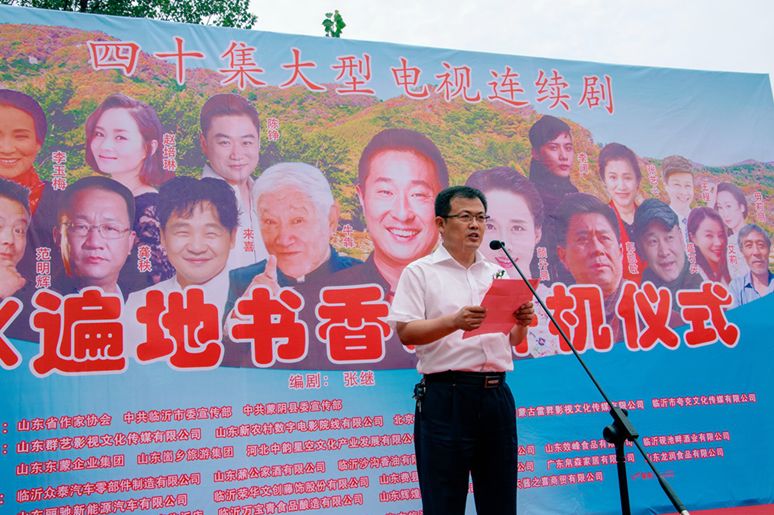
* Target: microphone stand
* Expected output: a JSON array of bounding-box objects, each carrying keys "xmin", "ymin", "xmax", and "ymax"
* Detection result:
[{"xmin": 490, "ymin": 240, "xmax": 689, "ymax": 515}]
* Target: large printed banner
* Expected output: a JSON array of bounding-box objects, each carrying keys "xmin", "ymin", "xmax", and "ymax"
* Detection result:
[{"xmin": 1, "ymin": 5, "xmax": 773, "ymax": 514}]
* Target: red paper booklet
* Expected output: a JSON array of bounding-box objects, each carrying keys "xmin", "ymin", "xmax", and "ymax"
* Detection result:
[{"xmin": 463, "ymin": 278, "xmax": 539, "ymax": 338}]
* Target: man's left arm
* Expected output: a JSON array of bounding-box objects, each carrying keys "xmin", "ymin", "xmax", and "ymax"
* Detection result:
[{"xmin": 509, "ymin": 301, "xmax": 535, "ymax": 347}]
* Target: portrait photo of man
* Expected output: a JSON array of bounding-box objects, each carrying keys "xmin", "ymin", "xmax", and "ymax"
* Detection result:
[
  {"xmin": 661, "ymin": 154, "xmax": 695, "ymax": 242},
  {"xmin": 0, "ymin": 178, "xmax": 30, "ymax": 301},
  {"xmin": 123, "ymin": 176, "xmax": 238, "ymax": 357},
  {"xmin": 634, "ymin": 198, "xmax": 701, "ymax": 294},
  {"xmin": 221, "ymin": 162, "xmax": 361, "ymax": 368},
  {"xmin": 52, "ymin": 176, "xmax": 136, "ymax": 299},
  {"xmin": 332, "ymin": 128, "xmax": 448, "ymax": 299},
  {"xmin": 199, "ymin": 93, "xmax": 267, "ymax": 270},
  {"xmin": 729, "ymin": 224, "xmax": 774, "ymax": 307},
  {"xmin": 554, "ymin": 192, "xmax": 624, "ymax": 340}
]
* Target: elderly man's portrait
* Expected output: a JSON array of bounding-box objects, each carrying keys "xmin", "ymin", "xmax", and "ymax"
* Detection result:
[
  {"xmin": 224, "ymin": 161, "xmax": 360, "ymax": 309},
  {"xmin": 53, "ymin": 176, "xmax": 136, "ymax": 298},
  {"xmin": 729, "ymin": 224, "xmax": 774, "ymax": 307},
  {"xmin": 221, "ymin": 162, "xmax": 361, "ymax": 368}
]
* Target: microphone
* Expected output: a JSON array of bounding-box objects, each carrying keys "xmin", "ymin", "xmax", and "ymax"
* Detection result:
[{"xmin": 487, "ymin": 236, "xmax": 691, "ymax": 515}]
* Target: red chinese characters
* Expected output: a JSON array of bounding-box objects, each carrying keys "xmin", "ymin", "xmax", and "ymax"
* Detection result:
[
  {"xmin": 390, "ymin": 57, "xmax": 430, "ymax": 99},
  {"xmin": 30, "ymin": 289, "xmax": 125, "ymax": 377},
  {"xmin": 616, "ymin": 282, "xmax": 680, "ymax": 351},
  {"xmin": 331, "ymin": 54, "xmax": 376, "ymax": 95},
  {"xmin": 154, "ymin": 36, "xmax": 205, "ymax": 85},
  {"xmin": 578, "ymin": 74, "xmax": 615, "ymax": 114},
  {"xmin": 534, "ymin": 69, "xmax": 571, "ymax": 111},
  {"xmin": 0, "ymin": 298, "xmax": 23, "ymax": 369},
  {"xmin": 87, "ymin": 41, "xmax": 141, "ymax": 75},
  {"xmin": 219, "ymin": 41, "xmax": 266, "ymax": 89},
  {"xmin": 676, "ymin": 283, "xmax": 739, "ymax": 348},
  {"xmin": 229, "ymin": 287, "xmax": 308, "ymax": 367},
  {"xmin": 280, "ymin": 48, "xmax": 326, "ymax": 91},
  {"xmin": 545, "ymin": 284, "xmax": 613, "ymax": 352},
  {"xmin": 134, "ymin": 289, "xmax": 223, "ymax": 369},
  {"xmin": 487, "ymin": 66, "xmax": 528, "ymax": 108},
  {"xmin": 316, "ymin": 286, "xmax": 391, "ymax": 364},
  {"xmin": 435, "ymin": 62, "xmax": 481, "ymax": 103}
]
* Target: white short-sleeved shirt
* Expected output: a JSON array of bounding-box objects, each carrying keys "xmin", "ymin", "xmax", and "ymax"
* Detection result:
[{"xmin": 388, "ymin": 245, "xmax": 514, "ymax": 374}]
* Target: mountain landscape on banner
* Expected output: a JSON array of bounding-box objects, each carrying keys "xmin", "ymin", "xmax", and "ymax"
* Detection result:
[{"xmin": 1, "ymin": 24, "xmax": 772, "ymax": 242}]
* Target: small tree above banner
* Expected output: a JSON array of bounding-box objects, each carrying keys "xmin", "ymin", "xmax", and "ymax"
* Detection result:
[{"xmin": 322, "ymin": 9, "xmax": 345, "ymax": 38}]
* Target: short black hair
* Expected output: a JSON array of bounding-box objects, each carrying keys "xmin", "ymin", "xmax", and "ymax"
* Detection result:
[
  {"xmin": 200, "ymin": 93, "xmax": 260, "ymax": 136},
  {"xmin": 633, "ymin": 198, "xmax": 678, "ymax": 243},
  {"xmin": 554, "ymin": 193, "xmax": 620, "ymax": 246},
  {"xmin": 358, "ymin": 128, "xmax": 449, "ymax": 191},
  {"xmin": 435, "ymin": 186, "xmax": 487, "ymax": 218},
  {"xmin": 528, "ymin": 115, "xmax": 571, "ymax": 150},
  {"xmin": 599, "ymin": 142, "xmax": 642, "ymax": 182},
  {"xmin": 157, "ymin": 177, "xmax": 239, "ymax": 232},
  {"xmin": 0, "ymin": 89, "xmax": 47, "ymax": 144},
  {"xmin": 59, "ymin": 176, "xmax": 135, "ymax": 224},
  {"xmin": 465, "ymin": 167, "xmax": 544, "ymax": 229},
  {"xmin": 0, "ymin": 177, "xmax": 31, "ymax": 214}
]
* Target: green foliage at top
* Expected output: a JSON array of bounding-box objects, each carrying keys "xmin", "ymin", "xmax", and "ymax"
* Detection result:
[
  {"xmin": 0, "ymin": 0, "xmax": 257, "ymax": 28},
  {"xmin": 322, "ymin": 10, "xmax": 345, "ymax": 38}
]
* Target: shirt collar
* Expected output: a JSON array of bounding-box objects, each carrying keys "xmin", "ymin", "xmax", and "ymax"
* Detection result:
[
  {"xmin": 172, "ymin": 266, "xmax": 230, "ymax": 291},
  {"xmin": 743, "ymin": 269, "xmax": 774, "ymax": 288},
  {"xmin": 202, "ymin": 164, "xmax": 254, "ymax": 190},
  {"xmin": 429, "ymin": 244, "xmax": 487, "ymax": 268}
]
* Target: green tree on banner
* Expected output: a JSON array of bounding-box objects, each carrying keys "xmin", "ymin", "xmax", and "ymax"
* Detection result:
[{"xmin": 0, "ymin": 0, "xmax": 257, "ymax": 28}]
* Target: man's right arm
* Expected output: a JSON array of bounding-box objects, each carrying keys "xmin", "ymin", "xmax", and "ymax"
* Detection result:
[{"xmin": 396, "ymin": 306, "xmax": 486, "ymax": 347}]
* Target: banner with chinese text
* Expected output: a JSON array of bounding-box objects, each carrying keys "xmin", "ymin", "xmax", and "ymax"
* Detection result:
[{"xmin": 1, "ymin": 5, "xmax": 773, "ymax": 514}]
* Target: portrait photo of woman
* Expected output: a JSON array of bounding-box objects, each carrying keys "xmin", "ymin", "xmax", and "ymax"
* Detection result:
[
  {"xmin": 598, "ymin": 142, "xmax": 644, "ymax": 283},
  {"xmin": 687, "ymin": 206, "xmax": 731, "ymax": 285},
  {"xmin": 714, "ymin": 182, "xmax": 749, "ymax": 278},
  {"xmin": 85, "ymin": 93, "xmax": 175, "ymax": 287}
]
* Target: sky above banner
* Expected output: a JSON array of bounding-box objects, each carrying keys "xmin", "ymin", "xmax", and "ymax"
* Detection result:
[{"xmin": 249, "ymin": 0, "xmax": 774, "ymax": 93}]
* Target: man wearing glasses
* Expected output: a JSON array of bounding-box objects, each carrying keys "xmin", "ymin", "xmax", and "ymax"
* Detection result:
[
  {"xmin": 53, "ymin": 176, "xmax": 136, "ymax": 298},
  {"xmin": 388, "ymin": 185, "xmax": 535, "ymax": 515}
]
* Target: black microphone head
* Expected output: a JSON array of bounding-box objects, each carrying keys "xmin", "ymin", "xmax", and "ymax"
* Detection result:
[{"xmin": 489, "ymin": 240, "xmax": 503, "ymax": 250}]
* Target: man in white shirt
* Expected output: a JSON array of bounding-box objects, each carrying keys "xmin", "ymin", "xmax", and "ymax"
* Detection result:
[
  {"xmin": 124, "ymin": 177, "xmax": 238, "ymax": 357},
  {"xmin": 199, "ymin": 93, "xmax": 267, "ymax": 270},
  {"xmin": 389, "ymin": 186, "xmax": 534, "ymax": 515}
]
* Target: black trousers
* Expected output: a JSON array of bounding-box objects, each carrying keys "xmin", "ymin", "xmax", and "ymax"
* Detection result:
[{"xmin": 414, "ymin": 371, "xmax": 518, "ymax": 515}]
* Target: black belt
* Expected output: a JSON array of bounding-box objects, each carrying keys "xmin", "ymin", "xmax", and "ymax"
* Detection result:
[{"xmin": 424, "ymin": 371, "xmax": 505, "ymax": 389}]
